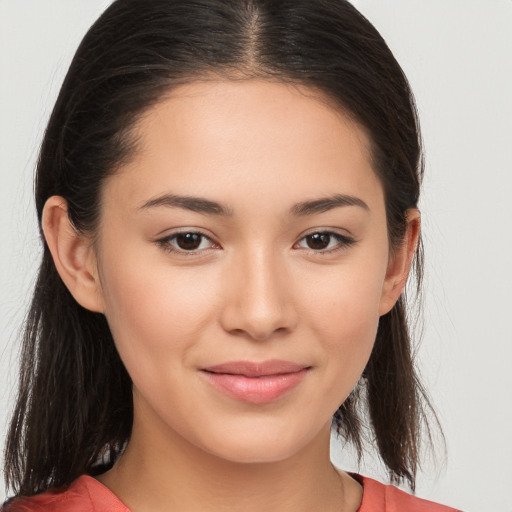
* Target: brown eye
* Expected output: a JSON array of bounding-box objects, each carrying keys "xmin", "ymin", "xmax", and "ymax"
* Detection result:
[
  {"xmin": 175, "ymin": 233, "xmax": 203, "ymax": 250},
  {"xmin": 305, "ymin": 233, "xmax": 332, "ymax": 250},
  {"xmin": 296, "ymin": 231, "xmax": 356, "ymax": 253},
  {"xmin": 157, "ymin": 231, "xmax": 216, "ymax": 254}
]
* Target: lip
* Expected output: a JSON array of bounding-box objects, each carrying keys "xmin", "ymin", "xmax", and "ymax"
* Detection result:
[{"xmin": 200, "ymin": 360, "xmax": 310, "ymax": 404}]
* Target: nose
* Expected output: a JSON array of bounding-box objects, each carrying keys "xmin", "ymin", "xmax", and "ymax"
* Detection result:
[{"xmin": 219, "ymin": 248, "xmax": 298, "ymax": 341}]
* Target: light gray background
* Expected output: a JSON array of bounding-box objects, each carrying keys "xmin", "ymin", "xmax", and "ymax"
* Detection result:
[{"xmin": 1, "ymin": 1, "xmax": 511, "ymax": 510}]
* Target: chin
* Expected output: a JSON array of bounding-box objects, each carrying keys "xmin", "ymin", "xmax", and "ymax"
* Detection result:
[
  {"xmin": 193, "ymin": 420, "xmax": 326, "ymax": 465},
  {"xmin": 207, "ymin": 442, "xmax": 300, "ymax": 465}
]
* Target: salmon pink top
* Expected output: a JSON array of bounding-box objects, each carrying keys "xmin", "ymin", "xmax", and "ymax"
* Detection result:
[{"xmin": 2, "ymin": 474, "xmax": 460, "ymax": 511}]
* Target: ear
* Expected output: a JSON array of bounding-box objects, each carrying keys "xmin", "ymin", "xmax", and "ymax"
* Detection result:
[
  {"xmin": 41, "ymin": 196, "xmax": 105, "ymax": 313},
  {"xmin": 378, "ymin": 208, "xmax": 421, "ymax": 316}
]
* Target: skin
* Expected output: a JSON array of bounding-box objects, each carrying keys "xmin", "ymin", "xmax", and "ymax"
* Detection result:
[{"xmin": 42, "ymin": 79, "xmax": 420, "ymax": 512}]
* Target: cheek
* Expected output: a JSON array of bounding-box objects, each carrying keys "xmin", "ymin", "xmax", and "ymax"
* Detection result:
[
  {"xmin": 98, "ymin": 248, "xmax": 219, "ymax": 381},
  {"xmin": 301, "ymin": 250, "xmax": 386, "ymax": 334},
  {"xmin": 322, "ymin": 285, "xmax": 380, "ymax": 373},
  {"xmin": 298, "ymin": 256, "xmax": 386, "ymax": 396}
]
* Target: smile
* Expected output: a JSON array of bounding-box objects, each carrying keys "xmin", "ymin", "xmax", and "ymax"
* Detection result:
[{"xmin": 200, "ymin": 360, "xmax": 311, "ymax": 404}]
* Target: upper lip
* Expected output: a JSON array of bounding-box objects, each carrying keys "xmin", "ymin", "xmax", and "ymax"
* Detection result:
[{"xmin": 201, "ymin": 359, "xmax": 309, "ymax": 377}]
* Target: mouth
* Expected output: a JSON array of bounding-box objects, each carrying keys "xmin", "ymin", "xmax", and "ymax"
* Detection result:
[{"xmin": 200, "ymin": 360, "xmax": 311, "ymax": 404}]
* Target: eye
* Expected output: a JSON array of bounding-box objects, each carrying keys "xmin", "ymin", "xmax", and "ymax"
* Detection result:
[
  {"xmin": 295, "ymin": 231, "xmax": 355, "ymax": 253},
  {"xmin": 156, "ymin": 231, "xmax": 217, "ymax": 254}
]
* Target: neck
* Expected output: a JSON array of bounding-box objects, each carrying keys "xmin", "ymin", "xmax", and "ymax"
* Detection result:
[{"xmin": 97, "ymin": 405, "xmax": 362, "ymax": 512}]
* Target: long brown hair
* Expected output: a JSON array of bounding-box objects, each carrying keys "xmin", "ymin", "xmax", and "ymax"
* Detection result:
[{"xmin": 5, "ymin": 0, "xmax": 439, "ymax": 497}]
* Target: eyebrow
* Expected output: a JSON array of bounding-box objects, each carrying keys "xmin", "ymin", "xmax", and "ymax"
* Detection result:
[
  {"xmin": 139, "ymin": 194, "xmax": 233, "ymax": 216},
  {"xmin": 290, "ymin": 194, "xmax": 369, "ymax": 216},
  {"xmin": 138, "ymin": 193, "xmax": 369, "ymax": 216}
]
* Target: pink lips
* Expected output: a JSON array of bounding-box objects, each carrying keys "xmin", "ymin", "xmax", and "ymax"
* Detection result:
[{"xmin": 200, "ymin": 360, "xmax": 310, "ymax": 404}]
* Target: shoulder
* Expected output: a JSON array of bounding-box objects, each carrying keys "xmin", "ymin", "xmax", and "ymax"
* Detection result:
[
  {"xmin": 2, "ymin": 475, "xmax": 129, "ymax": 512},
  {"xmin": 355, "ymin": 474, "xmax": 462, "ymax": 512}
]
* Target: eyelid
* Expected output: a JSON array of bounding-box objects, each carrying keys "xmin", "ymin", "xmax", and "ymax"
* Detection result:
[
  {"xmin": 156, "ymin": 229, "xmax": 220, "ymax": 255},
  {"xmin": 293, "ymin": 229, "xmax": 357, "ymax": 254}
]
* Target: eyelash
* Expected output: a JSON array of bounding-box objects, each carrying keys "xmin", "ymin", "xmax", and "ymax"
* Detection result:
[
  {"xmin": 295, "ymin": 231, "xmax": 356, "ymax": 254},
  {"xmin": 156, "ymin": 231, "xmax": 219, "ymax": 256},
  {"xmin": 155, "ymin": 230, "xmax": 356, "ymax": 256}
]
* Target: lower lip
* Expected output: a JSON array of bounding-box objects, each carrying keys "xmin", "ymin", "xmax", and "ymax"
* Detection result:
[{"xmin": 201, "ymin": 369, "xmax": 309, "ymax": 404}]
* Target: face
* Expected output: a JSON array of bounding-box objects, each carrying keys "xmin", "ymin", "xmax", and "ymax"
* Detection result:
[{"xmin": 93, "ymin": 79, "xmax": 398, "ymax": 463}]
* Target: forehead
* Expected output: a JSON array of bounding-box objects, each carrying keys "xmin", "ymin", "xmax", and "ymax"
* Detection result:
[
  {"xmin": 137, "ymin": 78, "xmax": 371, "ymax": 159},
  {"xmin": 104, "ymin": 79, "xmax": 383, "ymax": 213}
]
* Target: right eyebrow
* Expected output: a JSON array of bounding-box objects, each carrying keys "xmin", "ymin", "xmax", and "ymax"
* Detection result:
[{"xmin": 138, "ymin": 194, "xmax": 233, "ymax": 216}]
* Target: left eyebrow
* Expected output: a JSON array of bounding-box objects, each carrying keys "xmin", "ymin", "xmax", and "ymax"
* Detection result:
[{"xmin": 290, "ymin": 194, "xmax": 370, "ymax": 216}]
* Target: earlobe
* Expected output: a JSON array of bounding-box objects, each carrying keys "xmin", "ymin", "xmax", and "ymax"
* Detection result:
[
  {"xmin": 42, "ymin": 196, "xmax": 105, "ymax": 313},
  {"xmin": 378, "ymin": 209, "xmax": 421, "ymax": 316}
]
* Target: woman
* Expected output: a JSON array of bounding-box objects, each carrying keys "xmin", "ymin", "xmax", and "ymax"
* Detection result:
[{"xmin": 2, "ymin": 0, "xmax": 460, "ymax": 510}]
